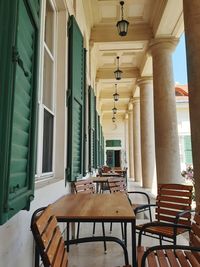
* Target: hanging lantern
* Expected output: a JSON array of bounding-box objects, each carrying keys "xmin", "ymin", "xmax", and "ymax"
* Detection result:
[
  {"xmin": 114, "ymin": 56, "xmax": 123, "ymax": 80},
  {"xmin": 116, "ymin": 1, "xmax": 129, "ymax": 37},
  {"xmin": 112, "ymin": 116, "xmax": 116, "ymax": 123},
  {"xmin": 113, "ymin": 83, "xmax": 119, "ymax": 101},
  {"xmin": 112, "ymin": 101, "xmax": 117, "ymax": 115}
]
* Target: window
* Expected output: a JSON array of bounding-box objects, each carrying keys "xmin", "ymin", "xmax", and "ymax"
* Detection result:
[
  {"xmin": 106, "ymin": 140, "xmax": 121, "ymax": 147},
  {"xmin": 36, "ymin": 0, "xmax": 56, "ymax": 178}
]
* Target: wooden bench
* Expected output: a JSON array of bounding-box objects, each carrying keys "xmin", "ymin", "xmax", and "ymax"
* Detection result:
[
  {"xmin": 137, "ymin": 205, "xmax": 200, "ymax": 267},
  {"xmin": 31, "ymin": 205, "xmax": 131, "ymax": 267}
]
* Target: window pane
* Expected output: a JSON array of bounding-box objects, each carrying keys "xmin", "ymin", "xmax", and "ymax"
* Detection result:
[
  {"xmin": 45, "ymin": 0, "xmax": 54, "ymax": 53},
  {"xmin": 43, "ymin": 49, "xmax": 53, "ymax": 110},
  {"xmin": 42, "ymin": 109, "xmax": 54, "ymax": 173}
]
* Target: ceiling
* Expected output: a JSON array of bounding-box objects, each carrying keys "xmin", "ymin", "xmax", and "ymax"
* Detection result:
[{"xmin": 83, "ymin": 0, "xmax": 184, "ymax": 121}]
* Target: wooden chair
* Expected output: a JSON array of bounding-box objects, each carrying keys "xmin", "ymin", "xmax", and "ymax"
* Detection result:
[
  {"xmin": 31, "ymin": 205, "xmax": 131, "ymax": 267},
  {"xmin": 108, "ymin": 177, "xmax": 152, "ymax": 220},
  {"xmin": 107, "ymin": 177, "xmax": 152, "ymax": 244},
  {"xmin": 135, "ymin": 184, "xmax": 193, "ymax": 245},
  {"xmin": 73, "ymin": 179, "xmax": 107, "ymax": 253},
  {"xmin": 137, "ymin": 205, "xmax": 200, "ymax": 267}
]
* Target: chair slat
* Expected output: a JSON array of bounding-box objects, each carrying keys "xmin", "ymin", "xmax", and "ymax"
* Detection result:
[
  {"xmin": 158, "ymin": 184, "xmax": 193, "ymax": 191},
  {"xmin": 61, "ymin": 252, "xmax": 68, "ymax": 267},
  {"xmin": 147, "ymin": 251, "xmax": 158, "ymax": 267},
  {"xmin": 137, "ymin": 246, "xmax": 145, "ymax": 267},
  {"xmin": 176, "ymin": 250, "xmax": 191, "ymax": 267},
  {"xmin": 192, "ymin": 223, "xmax": 200, "ymax": 240},
  {"xmin": 46, "ymin": 227, "xmax": 62, "ymax": 265},
  {"xmin": 35, "ymin": 207, "xmax": 53, "ymax": 235},
  {"xmin": 156, "ymin": 250, "xmax": 169, "ymax": 267},
  {"xmin": 155, "ymin": 215, "xmax": 191, "ymax": 225},
  {"xmin": 156, "ymin": 207, "xmax": 191, "ymax": 218},
  {"xmin": 165, "ymin": 250, "xmax": 180, "ymax": 267},
  {"xmin": 157, "ymin": 195, "xmax": 191, "ymax": 205},
  {"xmin": 184, "ymin": 251, "xmax": 200, "ymax": 267},
  {"xmin": 52, "ymin": 238, "xmax": 67, "ymax": 267},
  {"xmin": 41, "ymin": 216, "xmax": 58, "ymax": 249},
  {"xmin": 158, "ymin": 201, "xmax": 190, "ymax": 211},
  {"xmin": 159, "ymin": 189, "xmax": 192, "ymax": 197}
]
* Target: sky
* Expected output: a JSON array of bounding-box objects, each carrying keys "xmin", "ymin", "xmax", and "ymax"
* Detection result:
[{"xmin": 172, "ymin": 34, "xmax": 188, "ymax": 85}]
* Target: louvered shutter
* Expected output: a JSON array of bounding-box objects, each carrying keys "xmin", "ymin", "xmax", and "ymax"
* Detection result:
[
  {"xmin": 0, "ymin": 0, "xmax": 40, "ymax": 224},
  {"xmin": 89, "ymin": 87, "xmax": 96, "ymax": 170},
  {"xmin": 67, "ymin": 16, "xmax": 84, "ymax": 181}
]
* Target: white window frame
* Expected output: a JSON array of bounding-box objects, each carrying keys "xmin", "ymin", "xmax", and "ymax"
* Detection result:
[{"xmin": 36, "ymin": 0, "xmax": 57, "ymax": 180}]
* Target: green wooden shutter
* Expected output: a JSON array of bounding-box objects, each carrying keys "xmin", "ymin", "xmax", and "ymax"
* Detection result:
[
  {"xmin": 184, "ymin": 136, "xmax": 193, "ymax": 164},
  {"xmin": 95, "ymin": 114, "xmax": 101, "ymax": 168},
  {"xmin": 67, "ymin": 16, "xmax": 85, "ymax": 181},
  {"xmin": 0, "ymin": 0, "xmax": 40, "ymax": 224},
  {"xmin": 88, "ymin": 87, "xmax": 95, "ymax": 171},
  {"xmin": 83, "ymin": 49, "xmax": 87, "ymax": 175}
]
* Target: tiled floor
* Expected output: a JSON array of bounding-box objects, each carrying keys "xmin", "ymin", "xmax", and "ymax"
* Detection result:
[{"xmin": 67, "ymin": 180, "xmax": 189, "ymax": 267}]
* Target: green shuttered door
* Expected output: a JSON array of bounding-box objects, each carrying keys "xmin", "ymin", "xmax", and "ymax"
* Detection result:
[
  {"xmin": 0, "ymin": 0, "xmax": 40, "ymax": 224},
  {"xmin": 67, "ymin": 16, "xmax": 85, "ymax": 181}
]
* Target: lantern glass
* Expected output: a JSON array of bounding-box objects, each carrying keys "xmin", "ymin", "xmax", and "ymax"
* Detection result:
[
  {"xmin": 114, "ymin": 69, "xmax": 122, "ymax": 80},
  {"xmin": 113, "ymin": 92, "xmax": 119, "ymax": 101},
  {"xmin": 117, "ymin": 19, "xmax": 129, "ymax": 36},
  {"xmin": 112, "ymin": 107, "xmax": 117, "ymax": 115},
  {"xmin": 112, "ymin": 116, "xmax": 116, "ymax": 123}
]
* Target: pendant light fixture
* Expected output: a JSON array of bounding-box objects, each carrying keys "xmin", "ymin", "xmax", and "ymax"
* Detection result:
[
  {"xmin": 114, "ymin": 56, "xmax": 123, "ymax": 80},
  {"xmin": 116, "ymin": 1, "xmax": 129, "ymax": 37},
  {"xmin": 113, "ymin": 83, "xmax": 119, "ymax": 101},
  {"xmin": 112, "ymin": 101, "xmax": 117, "ymax": 115},
  {"xmin": 112, "ymin": 116, "xmax": 116, "ymax": 123}
]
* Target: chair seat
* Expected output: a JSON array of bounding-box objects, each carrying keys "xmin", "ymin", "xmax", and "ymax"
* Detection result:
[
  {"xmin": 136, "ymin": 223, "xmax": 187, "ymax": 238},
  {"xmin": 137, "ymin": 246, "xmax": 200, "ymax": 267}
]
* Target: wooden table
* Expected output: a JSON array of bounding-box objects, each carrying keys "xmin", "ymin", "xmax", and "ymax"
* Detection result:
[{"xmin": 50, "ymin": 193, "xmax": 136, "ymax": 267}]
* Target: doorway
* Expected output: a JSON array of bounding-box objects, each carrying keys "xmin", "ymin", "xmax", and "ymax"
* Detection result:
[{"xmin": 106, "ymin": 150, "xmax": 121, "ymax": 168}]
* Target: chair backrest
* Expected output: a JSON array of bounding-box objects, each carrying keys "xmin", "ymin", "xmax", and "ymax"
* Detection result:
[
  {"xmin": 156, "ymin": 184, "xmax": 193, "ymax": 226},
  {"xmin": 190, "ymin": 205, "xmax": 200, "ymax": 262},
  {"xmin": 73, "ymin": 179, "xmax": 95, "ymax": 194},
  {"xmin": 108, "ymin": 177, "xmax": 127, "ymax": 193},
  {"xmin": 31, "ymin": 206, "xmax": 68, "ymax": 267}
]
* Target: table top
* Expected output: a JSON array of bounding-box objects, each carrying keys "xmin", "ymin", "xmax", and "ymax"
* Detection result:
[
  {"xmin": 92, "ymin": 176, "xmax": 118, "ymax": 183},
  {"xmin": 50, "ymin": 193, "xmax": 135, "ymax": 222},
  {"xmin": 101, "ymin": 172, "xmax": 121, "ymax": 177}
]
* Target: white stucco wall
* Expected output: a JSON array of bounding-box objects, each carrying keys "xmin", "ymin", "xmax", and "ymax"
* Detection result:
[{"xmin": 0, "ymin": 179, "xmax": 69, "ymax": 267}]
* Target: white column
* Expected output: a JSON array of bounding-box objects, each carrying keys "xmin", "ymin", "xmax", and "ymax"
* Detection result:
[
  {"xmin": 138, "ymin": 77, "xmax": 156, "ymax": 189},
  {"xmin": 149, "ymin": 38, "xmax": 181, "ymax": 184},
  {"xmin": 133, "ymin": 98, "xmax": 142, "ymax": 183},
  {"xmin": 128, "ymin": 105, "xmax": 134, "ymax": 179},
  {"xmin": 124, "ymin": 113, "xmax": 130, "ymax": 176},
  {"xmin": 183, "ymin": 0, "xmax": 200, "ymax": 203}
]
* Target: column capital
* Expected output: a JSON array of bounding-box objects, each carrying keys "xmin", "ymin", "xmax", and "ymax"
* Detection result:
[
  {"xmin": 137, "ymin": 76, "xmax": 153, "ymax": 87},
  {"xmin": 124, "ymin": 113, "xmax": 129, "ymax": 120},
  {"xmin": 148, "ymin": 37, "xmax": 179, "ymax": 56},
  {"xmin": 128, "ymin": 102, "xmax": 133, "ymax": 111},
  {"xmin": 132, "ymin": 97, "xmax": 140, "ymax": 104}
]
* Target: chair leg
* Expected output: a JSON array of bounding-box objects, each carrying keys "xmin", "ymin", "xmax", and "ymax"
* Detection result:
[
  {"xmin": 93, "ymin": 222, "xmax": 96, "ymax": 236},
  {"xmin": 76, "ymin": 222, "xmax": 80, "ymax": 239},
  {"xmin": 121, "ymin": 222, "xmax": 124, "ymax": 241},
  {"xmin": 67, "ymin": 222, "xmax": 70, "ymax": 252},
  {"xmin": 159, "ymin": 235, "xmax": 162, "ymax": 246},
  {"xmin": 110, "ymin": 222, "xmax": 113, "ymax": 233},
  {"xmin": 101, "ymin": 222, "xmax": 107, "ymax": 254}
]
